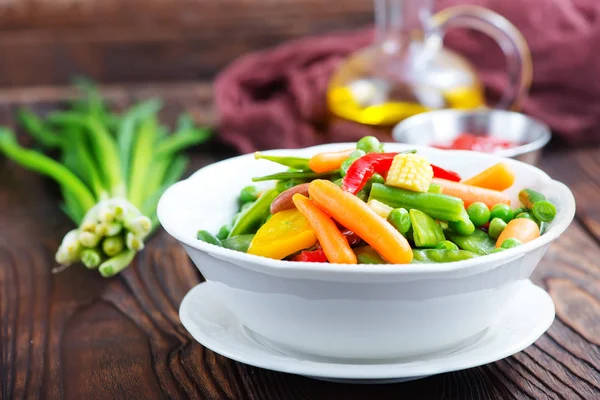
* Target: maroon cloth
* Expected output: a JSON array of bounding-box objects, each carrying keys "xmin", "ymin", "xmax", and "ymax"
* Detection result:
[{"xmin": 215, "ymin": 0, "xmax": 600, "ymax": 153}]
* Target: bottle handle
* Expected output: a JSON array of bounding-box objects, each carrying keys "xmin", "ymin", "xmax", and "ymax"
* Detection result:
[{"xmin": 425, "ymin": 5, "xmax": 532, "ymax": 111}]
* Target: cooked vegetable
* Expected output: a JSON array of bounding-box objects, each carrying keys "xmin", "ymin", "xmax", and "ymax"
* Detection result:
[
  {"xmin": 340, "ymin": 150, "xmax": 367, "ymax": 176},
  {"xmin": 196, "ymin": 230, "xmax": 222, "ymax": 246},
  {"xmin": 432, "ymin": 178, "xmax": 511, "ymax": 208},
  {"xmin": 370, "ymin": 183, "xmax": 465, "ymax": 222},
  {"xmin": 462, "ymin": 162, "xmax": 515, "ymax": 191},
  {"xmin": 386, "ymin": 154, "xmax": 433, "ymax": 193},
  {"xmin": 431, "ymin": 164, "xmax": 462, "ymax": 182},
  {"xmin": 276, "ymin": 179, "xmax": 306, "ymax": 192},
  {"xmin": 515, "ymin": 211, "xmax": 540, "ymax": 226},
  {"xmin": 410, "ymin": 209, "xmax": 445, "ymax": 248},
  {"xmin": 252, "ymin": 170, "xmax": 334, "ymax": 182},
  {"xmin": 412, "ymin": 249, "xmax": 478, "ymax": 263},
  {"xmin": 308, "ymin": 180, "xmax": 413, "ymax": 263},
  {"xmin": 0, "ymin": 81, "xmax": 211, "ymax": 277},
  {"xmin": 367, "ymin": 199, "xmax": 394, "ymax": 219},
  {"xmin": 519, "ymin": 189, "xmax": 557, "ymax": 222},
  {"xmin": 254, "ymin": 152, "xmax": 311, "ymax": 170},
  {"xmin": 216, "ymin": 224, "xmax": 232, "ymax": 240},
  {"xmin": 239, "ymin": 185, "xmax": 260, "ymax": 205},
  {"xmin": 291, "ymin": 249, "xmax": 328, "ymax": 262},
  {"xmin": 466, "ymin": 202, "xmax": 491, "ymax": 228},
  {"xmin": 247, "ymin": 209, "xmax": 317, "ymax": 259},
  {"xmin": 445, "ymin": 229, "xmax": 496, "ymax": 255},
  {"xmin": 387, "ymin": 208, "xmax": 411, "ymax": 235},
  {"xmin": 308, "ymin": 148, "xmax": 355, "ymax": 173},
  {"xmin": 341, "ymin": 152, "xmax": 401, "ymax": 194},
  {"xmin": 488, "ymin": 218, "xmax": 507, "ymax": 240},
  {"xmin": 447, "ymin": 209, "xmax": 476, "ymax": 236},
  {"xmin": 353, "ymin": 246, "xmax": 387, "ymax": 264},
  {"xmin": 270, "ymin": 183, "xmax": 310, "ymax": 214},
  {"xmin": 222, "ymin": 234, "xmax": 255, "ymax": 253},
  {"xmin": 229, "ymin": 189, "xmax": 279, "ymax": 237},
  {"xmin": 356, "ymin": 136, "xmax": 384, "ymax": 153},
  {"xmin": 428, "ymin": 183, "xmax": 442, "ymax": 194},
  {"xmin": 500, "ymin": 238, "xmax": 523, "ymax": 249},
  {"xmin": 435, "ymin": 240, "xmax": 459, "ymax": 251},
  {"xmin": 490, "ymin": 203, "xmax": 514, "ymax": 223},
  {"xmin": 495, "ymin": 218, "xmax": 540, "ymax": 248},
  {"xmin": 292, "ymin": 194, "xmax": 357, "ymax": 264}
]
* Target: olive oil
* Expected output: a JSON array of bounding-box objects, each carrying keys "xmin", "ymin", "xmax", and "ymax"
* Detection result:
[{"xmin": 327, "ymin": 43, "xmax": 486, "ymax": 127}]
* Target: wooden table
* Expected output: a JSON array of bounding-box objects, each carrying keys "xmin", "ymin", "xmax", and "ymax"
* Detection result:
[{"xmin": 1, "ymin": 82, "xmax": 599, "ymax": 400}]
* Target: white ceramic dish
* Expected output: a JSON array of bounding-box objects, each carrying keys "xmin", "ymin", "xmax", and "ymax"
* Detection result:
[
  {"xmin": 158, "ymin": 143, "xmax": 575, "ymax": 360},
  {"xmin": 179, "ymin": 280, "xmax": 555, "ymax": 383}
]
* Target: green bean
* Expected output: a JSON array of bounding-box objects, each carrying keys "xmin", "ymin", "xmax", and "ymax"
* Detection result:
[
  {"xmin": 196, "ymin": 230, "xmax": 222, "ymax": 246},
  {"xmin": 435, "ymin": 240, "xmax": 459, "ymax": 251},
  {"xmin": 216, "ymin": 224, "xmax": 232, "ymax": 240},
  {"xmin": 239, "ymin": 186, "xmax": 260, "ymax": 205},
  {"xmin": 519, "ymin": 189, "xmax": 557, "ymax": 222},
  {"xmin": 254, "ymin": 152, "xmax": 311, "ymax": 170},
  {"xmin": 410, "ymin": 209, "xmax": 445, "ymax": 248},
  {"xmin": 445, "ymin": 229, "xmax": 496, "ymax": 255},
  {"xmin": 228, "ymin": 189, "xmax": 279, "ymax": 237},
  {"xmin": 412, "ymin": 249, "xmax": 479, "ymax": 263},
  {"xmin": 370, "ymin": 183, "xmax": 465, "ymax": 222},
  {"xmin": 447, "ymin": 209, "xmax": 476, "ymax": 236},
  {"xmin": 222, "ymin": 234, "xmax": 255, "ymax": 253},
  {"xmin": 427, "ymin": 183, "xmax": 442, "ymax": 194},
  {"xmin": 340, "ymin": 150, "xmax": 366, "ymax": 176},
  {"xmin": 387, "ymin": 208, "xmax": 411, "ymax": 234},
  {"xmin": 354, "ymin": 246, "xmax": 387, "ymax": 264},
  {"xmin": 252, "ymin": 170, "xmax": 335, "ymax": 182}
]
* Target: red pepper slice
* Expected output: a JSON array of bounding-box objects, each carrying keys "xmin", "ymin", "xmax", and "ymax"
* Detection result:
[
  {"xmin": 431, "ymin": 164, "xmax": 461, "ymax": 182},
  {"xmin": 341, "ymin": 153, "xmax": 399, "ymax": 194},
  {"xmin": 290, "ymin": 249, "xmax": 328, "ymax": 263}
]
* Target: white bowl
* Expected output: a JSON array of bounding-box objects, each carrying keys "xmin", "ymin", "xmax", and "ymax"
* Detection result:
[{"xmin": 158, "ymin": 143, "xmax": 575, "ymax": 360}]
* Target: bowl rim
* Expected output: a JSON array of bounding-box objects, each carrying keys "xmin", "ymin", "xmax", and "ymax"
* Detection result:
[
  {"xmin": 158, "ymin": 143, "xmax": 575, "ymax": 278},
  {"xmin": 391, "ymin": 109, "xmax": 552, "ymax": 159}
]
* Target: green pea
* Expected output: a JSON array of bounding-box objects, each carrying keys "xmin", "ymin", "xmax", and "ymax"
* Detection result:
[
  {"xmin": 435, "ymin": 240, "xmax": 459, "ymax": 251},
  {"xmin": 196, "ymin": 230, "xmax": 222, "ymax": 246},
  {"xmin": 239, "ymin": 185, "xmax": 260, "ymax": 205},
  {"xmin": 216, "ymin": 224, "xmax": 232, "ymax": 240},
  {"xmin": 340, "ymin": 150, "xmax": 366, "ymax": 176},
  {"xmin": 500, "ymin": 238, "xmax": 523, "ymax": 249},
  {"xmin": 467, "ymin": 202, "xmax": 491, "ymax": 228},
  {"xmin": 387, "ymin": 208, "xmax": 411, "ymax": 234},
  {"xmin": 490, "ymin": 204, "xmax": 514, "ymax": 223},
  {"xmin": 488, "ymin": 218, "xmax": 507, "ymax": 240},
  {"xmin": 356, "ymin": 136, "xmax": 384, "ymax": 153}
]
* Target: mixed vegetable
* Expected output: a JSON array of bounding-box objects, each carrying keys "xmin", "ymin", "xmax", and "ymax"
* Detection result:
[
  {"xmin": 0, "ymin": 80, "xmax": 212, "ymax": 276},
  {"xmin": 197, "ymin": 136, "xmax": 558, "ymax": 264}
]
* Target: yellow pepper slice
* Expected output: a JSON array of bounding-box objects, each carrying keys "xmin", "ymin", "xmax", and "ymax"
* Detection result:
[{"xmin": 247, "ymin": 209, "xmax": 317, "ymax": 260}]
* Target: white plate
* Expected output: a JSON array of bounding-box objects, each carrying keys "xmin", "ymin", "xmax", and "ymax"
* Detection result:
[{"xmin": 179, "ymin": 280, "xmax": 555, "ymax": 384}]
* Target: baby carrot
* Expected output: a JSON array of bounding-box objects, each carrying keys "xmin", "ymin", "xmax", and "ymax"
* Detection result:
[
  {"xmin": 495, "ymin": 218, "xmax": 540, "ymax": 248},
  {"xmin": 432, "ymin": 178, "xmax": 510, "ymax": 209},
  {"xmin": 308, "ymin": 148, "xmax": 355, "ymax": 173},
  {"xmin": 308, "ymin": 180, "xmax": 413, "ymax": 264},
  {"xmin": 462, "ymin": 162, "xmax": 515, "ymax": 191},
  {"xmin": 292, "ymin": 194, "xmax": 357, "ymax": 264}
]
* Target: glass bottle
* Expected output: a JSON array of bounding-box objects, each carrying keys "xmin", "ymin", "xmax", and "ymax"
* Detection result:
[{"xmin": 327, "ymin": 0, "xmax": 532, "ymax": 127}]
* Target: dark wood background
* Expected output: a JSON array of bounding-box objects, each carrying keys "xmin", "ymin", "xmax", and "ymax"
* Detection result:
[
  {"xmin": 0, "ymin": 0, "xmax": 599, "ymax": 399},
  {"xmin": 0, "ymin": 0, "xmax": 373, "ymax": 87}
]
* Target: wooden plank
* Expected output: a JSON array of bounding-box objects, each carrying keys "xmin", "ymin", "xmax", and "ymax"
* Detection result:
[{"xmin": 0, "ymin": 0, "xmax": 374, "ymax": 86}]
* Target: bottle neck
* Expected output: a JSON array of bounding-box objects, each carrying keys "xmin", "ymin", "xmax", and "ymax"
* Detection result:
[{"xmin": 375, "ymin": 0, "xmax": 432, "ymax": 51}]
